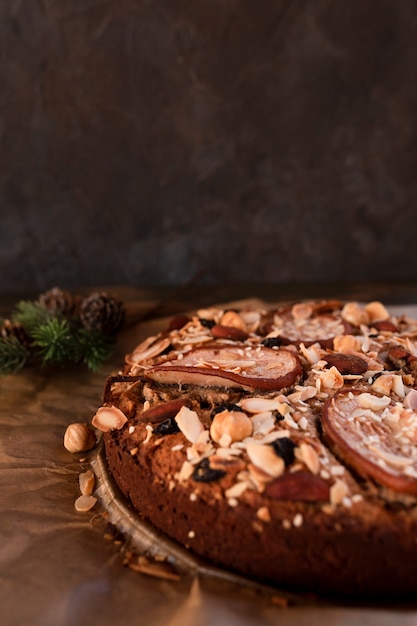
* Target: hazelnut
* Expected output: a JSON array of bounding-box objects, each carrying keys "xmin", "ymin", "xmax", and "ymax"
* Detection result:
[
  {"xmin": 341, "ymin": 302, "xmax": 370, "ymax": 327},
  {"xmin": 364, "ymin": 301, "xmax": 390, "ymax": 322},
  {"xmin": 64, "ymin": 423, "xmax": 97, "ymax": 453},
  {"xmin": 210, "ymin": 410, "xmax": 253, "ymax": 444},
  {"xmin": 333, "ymin": 334, "xmax": 361, "ymax": 353}
]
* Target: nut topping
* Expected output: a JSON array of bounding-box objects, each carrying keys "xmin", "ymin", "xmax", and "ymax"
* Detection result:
[
  {"xmin": 64, "ymin": 423, "xmax": 97, "ymax": 453},
  {"xmin": 92, "ymin": 405, "xmax": 128, "ymax": 432},
  {"xmin": 323, "ymin": 353, "xmax": 368, "ymax": 375},
  {"xmin": 246, "ymin": 442, "xmax": 285, "ymax": 478},
  {"xmin": 210, "ymin": 409, "xmax": 253, "ymax": 443}
]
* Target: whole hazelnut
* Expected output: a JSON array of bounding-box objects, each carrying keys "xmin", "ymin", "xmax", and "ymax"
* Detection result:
[
  {"xmin": 210, "ymin": 410, "xmax": 253, "ymax": 444},
  {"xmin": 64, "ymin": 422, "xmax": 97, "ymax": 453}
]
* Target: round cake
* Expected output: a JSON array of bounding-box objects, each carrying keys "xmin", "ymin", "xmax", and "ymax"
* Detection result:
[{"xmin": 91, "ymin": 299, "xmax": 417, "ymax": 598}]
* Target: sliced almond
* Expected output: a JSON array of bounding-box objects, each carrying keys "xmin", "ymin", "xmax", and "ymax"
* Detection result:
[
  {"xmin": 245, "ymin": 442, "xmax": 285, "ymax": 478},
  {"xmin": 357, "ymin": 393, "xmax": 391, "ymax": 411},
  {"xmin": 175, "ymin": 406, "xmax": 205, "ymax": 443},
  {"xmin": 74, "ymin": 494, "xmax": 97, "ymax": 512}
]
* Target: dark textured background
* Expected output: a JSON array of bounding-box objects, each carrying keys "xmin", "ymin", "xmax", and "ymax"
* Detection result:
[{"xmin": 1, "ymin": 0, "xmax": 417, "ymax": 294}]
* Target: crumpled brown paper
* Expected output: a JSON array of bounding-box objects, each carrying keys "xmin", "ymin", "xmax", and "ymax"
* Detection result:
[{"xmin": 2, "ymin": 296, "xmax": 417, "ymax": 626}]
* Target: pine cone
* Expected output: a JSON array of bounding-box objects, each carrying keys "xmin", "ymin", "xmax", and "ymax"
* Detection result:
[
  {"xmin": 38, "ymin": 287, "xmax": 78, "ymax": 316},
  {"xmin": 1, "ymin": 319, "xmax": 32, "ymax": 348},
  {"xmin": 79, "ymin": 292, "xmax": 126, "ymax": 335}
]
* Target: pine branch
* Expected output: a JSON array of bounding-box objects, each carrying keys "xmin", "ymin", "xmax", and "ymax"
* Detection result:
[
  {"xmin": 12, "ymin": 301, "xmax": 53, "ymax": 335},
  {"xmin": 0, "ymin": 336, "xmax": 29, "ymax": 375},
  {"xmin": 74, "ymin": 328, "xmax": 114, "ymax": 371},
  {"xmin": 31, "ymin": 318, "xmax": 75, "ymax": 365}
]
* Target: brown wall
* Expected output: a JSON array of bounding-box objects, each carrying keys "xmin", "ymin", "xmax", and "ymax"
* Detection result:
[{"xmin": 1, "ymin": 1, "xmax": 417, "ymax": 293}]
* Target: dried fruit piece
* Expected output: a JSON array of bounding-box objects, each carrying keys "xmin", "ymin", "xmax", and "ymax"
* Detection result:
[
  {"xmin": 192, "ymin": 458, "xmax": 226, "ymax": 482},
  {"xmin": 168, "ymin": 314, "xmax": 190, "ymax": 330},
  {"xmin": 322, "ymin": 390, "xmax": 417, "ymax": 495},
  {"xmin": 265, "ymin": 472, "xmax": 330, "ymax": 501},
  {"xmin": 145, "ymin": 345, "xmax": 302, "ymax": 391},
  {"xmin": 270, "ymin": 437, "xmax": 296, "ymax": 467},
  {"xmin": 153, "ymin": 418, "xmax": 180, "ymax": 436},
  {"xmin": 139, "ymin": 399, "xmax": 189, "ymax": 424},
  {"xmin": 272, "ymin": 311, "xmax": 348, "ymax": 348}
]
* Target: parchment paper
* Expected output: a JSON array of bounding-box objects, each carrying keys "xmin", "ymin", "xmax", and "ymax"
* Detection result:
[{"xmin": 2, "ymin": 298, "xmax": 417, "ymax": 626}]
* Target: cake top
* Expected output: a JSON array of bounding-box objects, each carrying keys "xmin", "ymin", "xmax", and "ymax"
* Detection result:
[{"xmin": 92, "ymin": 299, "xmax": 417, "ymax": 517}]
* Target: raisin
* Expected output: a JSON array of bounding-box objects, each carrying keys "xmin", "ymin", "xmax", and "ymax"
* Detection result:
[
  {"xmin": 191, "ymin": 458, "xmax": 226, "ymax": 482},
  {"xmin": 262, "ymin": 337, "xmax": 282, "ymax": 348},
  {"xmin": 211, "ymin": 403, "xmax": 244, "ymax": 420},
  {"xmin": 199, "ymin": 318, "xmax": 216, "ymax": 329},
  {"xmin": 153, "ymin": 418, "xmax": 180, "ymax": 436},
  {"xmin": 271, "ymin": 437, "xmax": 296, "ymax": 467}
]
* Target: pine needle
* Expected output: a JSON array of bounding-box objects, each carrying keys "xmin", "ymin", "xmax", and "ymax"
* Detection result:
[
  {"xmin": 0, "ymin": 336, "xmax": 29, "ymax": 375},
  {"xmin": 31, "ymin": 318, "xmax": 74, "ymax": 365},
  {"xmin": 74, "ymin": 328, "xmax": 114, "ymax": 371},
  {"xmin": 12, "ymin": 301, "xmax": 53, "ymax": 335}
]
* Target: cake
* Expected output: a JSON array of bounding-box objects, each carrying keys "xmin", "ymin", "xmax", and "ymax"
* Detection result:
[{"xmin": 91, "ymin": 299, "xmax": 417, "ymax": 598}]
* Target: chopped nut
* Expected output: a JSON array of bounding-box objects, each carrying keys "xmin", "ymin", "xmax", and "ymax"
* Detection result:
[
  {"xmin": 246, "ymin": 442, "xmax": 285, "ymax": 478},
  {"xmin": 74, "ymin": 494, "xmax": 97, "ymax": 512},
  {"xmin": 341, "ymin": 302, "xmax": 370, "ymax": 326},
  {"xmin": 175, "ymin": 406, "xmax": 205, "ymax": 443},
  {"xmin": 225, "ymin": 480, "xmax": 251, "ymax": 499},
  {"xmin": 64, "ymin": 422, "xmax": 97, "ymax": 453},
  {"xmin": 256, "ymin": 506, "xmax": 271, "ymax": 522},
  {"xmin": 220, "ymin": 310, "xmax": 248, "ymax": 331},
  {"xmin": 92, "ymin": 405, "xmax": 128, "ymax": 432},
  {"xmin": 333, "ymin": 334, "xmax": 361, "ymax": 353},
  {"xmin": 319, "ymin": 366, "xmax": 344, "ymax": 390},
  {"xmin": 79, "ymin": 469, "xmax": 95, "ymax": 496},
  {"xmin": 240, "ymin": 397, "xmax": 285, "ymax": 414},
  {"xmin": 357, "ymin": 393, "xmax": 391, "ymax": 411},
  {"xmin": 364, "ymin": 301, "xmax": 390, "ymax": 322},
  {"xmin": 293, "ymin": 513, "xmax": 303, "ymax": 527},
  {"xmin": 371, "ymin": 374, "xmax": 394, "ymax": 396},
  {"xmin": 330, "ymin": 479, "xmax": 350, "ymax": 505},
  {"xmin": 296, "ymin": 442, "xmax": 320, "ymax": 475},
  {"xmin": 210, "ymin": 409, "xmax": 253, "ymax": 444}
]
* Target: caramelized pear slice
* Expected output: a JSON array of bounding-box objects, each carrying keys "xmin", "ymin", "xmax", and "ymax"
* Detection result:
[
  {"xmin": 144, "ymin": 345, "xmax": 302, "ymax": 391},
  {"xmin": 322, "ymin": 390, "xmax": 417, "ymax": 495},
  {"xmin": 272, "ymin": 313, "xmax": 349, "ymax": 348}
]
